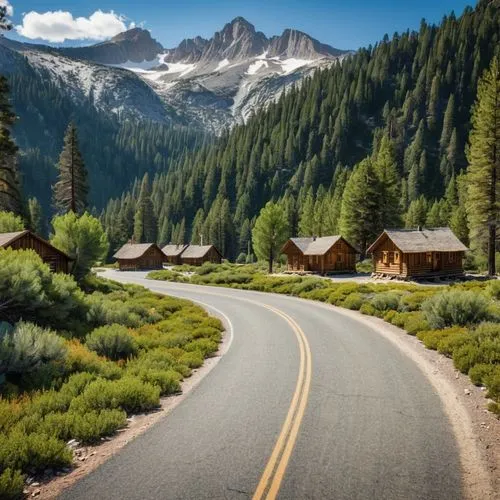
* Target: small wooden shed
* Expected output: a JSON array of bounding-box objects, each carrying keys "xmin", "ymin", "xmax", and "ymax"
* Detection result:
[
  {"xmin": 367, "ymin": 227, "xmax": 468, "ymax": 279},
  {"xmin": 113, "ymin": 243, "xmax": 165, "ymax": 271},
  {"xmin": 162, "ymin": 244, "xmax": 189, "ymax": 265},
  {"xmin": 0, "ymin": 230, "xmax": 72, "ymax": 273},
  {"xmin": 281, "ymin": 236, "xmax": 359, "ymax": 274},
  {"xmin": 180, "ymin": 245, "xmax": 222, "ymax": 266}
]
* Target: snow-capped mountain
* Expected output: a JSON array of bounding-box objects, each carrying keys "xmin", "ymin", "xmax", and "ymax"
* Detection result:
[{"xmin": 0, "ymin": 18, "xmax": 349, "ymax": 132}]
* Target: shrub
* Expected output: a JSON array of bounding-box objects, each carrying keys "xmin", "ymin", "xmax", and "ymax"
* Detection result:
[
  {"xmin": 453, "ymin": 344, "xmax": 481, "ymax": 374},
  {"xmin": 370, "ymin": 292, "xmax": 401, "ymax": 312},
  {"xmin": 86, "ymin": 324, "xmax": 138, "ymax": 361},
  {"xmin": 342, "ymin": 293, "xmax": 365, "ymax": 310},
  {"xmin": 70, "ymin": 377, "xmax": 160, "ymax": 414},
  {"xmin": 422, "ymin": 290, "xmax": 491, "ymax": 328},
  {"xmin": 64, "ymin": 340, "xmax": 122, "ymax": 379},
  {"xmin": 400, "ymin": 291, "xmax": 436, "ymax": 311},
  {"xmin": 0, "ymin": 468, "xmax": 24, "ymax": 499},
  {"xmin": 0, "ymin": 322, "xmax": 67, "ymax": 381},
  {"xmin": 484, "ymin": 366, "xmax": 500, "ymax": 400},
  {"xmin": 436, "ymin": 330, "xmax": 471, "ymax": 356},
  {"xmin": 184, "ymin": 338, "xmax": 219, "ymax": 357},
  {"xmin": 359, "ymin": 303, "xmax": 378, "ymax": 316},
  {"xmin": 0, "ymin": 211, "xmax": 24, "ymax": 233},
  {"xmin": 486, "ymin": 279, "xmax": 500, "ymax": 300},
  {"xmin": 178, "ymin": 351, "xmax": 204, "ymax": 368},
  {"xmin": 134, "ymin": 369, "xmax": 181, "ymax": 395},
  {"xmin": 468, "ymin": 364, "xmax": 496, "ymax": 386},
  {"xmin": 417, "ymin": 327, "xmax": 467, "ymax": 350},
  {"xmin": 0, "ymin": 430, "xmax": 72, "ymax": 473}
]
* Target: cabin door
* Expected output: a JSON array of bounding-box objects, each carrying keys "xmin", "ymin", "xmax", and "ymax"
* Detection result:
[
  {"xmin": 432, "ymin": 252, "xmax": 441, "ymax": 271},
  {"xmin": 293, "ymin": 255, "xmax": 298, "ymax": 270}
]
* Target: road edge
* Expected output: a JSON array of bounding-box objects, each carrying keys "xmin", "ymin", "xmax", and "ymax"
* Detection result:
[{"xmin": 35, "ymin": 292, "xmax": 234, "ymax": 499}]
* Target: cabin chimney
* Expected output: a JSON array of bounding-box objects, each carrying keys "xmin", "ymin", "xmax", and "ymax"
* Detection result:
[{"xmin": 200, "ymin": 234, "xmax": 204, "ymax": 246}]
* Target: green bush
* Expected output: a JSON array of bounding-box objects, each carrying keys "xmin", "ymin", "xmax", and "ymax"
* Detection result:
[
  {"xmin": 0, "ymin": 322, "xmax": 67, "ymax": 383},
  {"xmin": 468, "ymin": 364, "xmax": 496, "ymax": 386},
  {"xmin": 178, "ymin": 351, "xmax": 204, "ymax": 368},
  {"xmin": 64, "ymin": 340, "xmax": 122, "ymax": 379},
  {"xmin": 70, "ymin": 376, "xmax": 160, "ymax": 414},
  {"xmin": 484, "ymin": 366, "xmax": 500, "ymax": 400},
  {"xmin": 0, "ymin": 468, "xmax": 24, "ymax": 499},
  {"xmin": 486, "ymin": 280, "xmax": 500, "ymax": 300},
  {"xmin": 417, "ymin": 327, "xmax": 467, "ymax": 350},
  {"xmin": 184, "ymin": 338, "xmax": 219, "ymax": 357},
  {"xmin": 342, "ymin": 293, "xmax": 365, "ymax": 310},
  {"xmin": 370, "ymin": 292, "xmax": 401, "ymax": 312},
  {"xmin": 0, "ymin": 430, "xmax": 72, "ymax": 473},
  {"xmin": 134, "ymin": 369, "xmax": 181, "ymax": 395},
  {"xmin": 422, "ymin": 290, "xmax": 491, "ymax": 328},
  {"xmin": 86, "ymin": 324, "xmax": 138, "ymax": 361}
]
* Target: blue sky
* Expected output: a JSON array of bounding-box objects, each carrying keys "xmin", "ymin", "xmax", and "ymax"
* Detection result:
[{"xmin": 6, "ymin": 0, "xmax": 475, "ymax": 50}]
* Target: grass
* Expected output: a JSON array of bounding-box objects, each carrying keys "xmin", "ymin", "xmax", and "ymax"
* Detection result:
[
  {"xmin": 148, "ymin": 262, "xmax": 500, "ymax": 416},
  {"xmin": 0, "ymin": 264, "xmax": 224, "ymax": 490}
]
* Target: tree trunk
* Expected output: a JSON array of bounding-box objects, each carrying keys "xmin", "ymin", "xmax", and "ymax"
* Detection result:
[
  {"xmin": 268, "ymin": 245, "xmax": 273, "ymax": 274},
  {"xmin": 488, "ymin": 223, "xmax": 496, "ymax": 276}
]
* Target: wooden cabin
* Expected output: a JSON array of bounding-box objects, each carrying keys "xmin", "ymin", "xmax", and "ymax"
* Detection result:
[
  {"xmin": 281, "ymin": 236, "xmax": 359, "ymax": 274},
  {"xmin": 162, "ymin": 244, "xmax": 189, "ymax": 265},
  {"xmin": 113, "ymin": 243, "xmax": 165, "ymax": 271},
  {"xmin": 367, "ymin": 227, "xmax": 468, "ymax": 279},
  {"xmin": 0, "ymin": 230, "xmax": 72, "ymax": 273},
  {"xmin": 180, "ymin": 245, "xmax": 222, "ymax": 266}
]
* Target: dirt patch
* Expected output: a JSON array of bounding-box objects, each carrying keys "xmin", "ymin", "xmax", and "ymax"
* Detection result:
[{"xmin": 27, "ymin": 304, "xmax": 233, "ymax": 500}]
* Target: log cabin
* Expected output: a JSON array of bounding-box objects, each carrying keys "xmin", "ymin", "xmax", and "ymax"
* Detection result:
[
  {"xmin": 0, "ymin": 230, "xmax": 72, "ymax": 273},
  {"xmin": 180, "ymin": 245, "xmax": 222, "ymax": 266},
  {"xmin": 281, "ymin": 236, "xmax": 359, "ymax": 274},
  {"xmin": 113, "ymin": 243, "xmax": 165, "ymax": 271},
  {"xmin": 162, "ymin": 244, "xmax": 189, "ymax": 265},
  {"xmin": 367, "ymin": 227, "xmax": 468, "ymax": 279}
]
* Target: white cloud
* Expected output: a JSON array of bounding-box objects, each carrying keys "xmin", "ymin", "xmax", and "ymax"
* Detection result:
[
  {"xmin": 0, "ymin": 1, "xmax": 14, "ymax": 17},
  {"xmin": 16, "ymin": 9, "xmax": 134, "ymax": 43}
]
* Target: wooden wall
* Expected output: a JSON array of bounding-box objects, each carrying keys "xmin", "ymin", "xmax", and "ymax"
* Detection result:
[
  {"xmin": 372, "ymin": 235, "xmax": 464, "ymax": 277},
  {"xmin": 118, "ymin": 246, "xmax": 164, "ymax": 271},
  {"xmin": 8, "ymin": 233, "xmax": 69, "ymax": 273},
  {"xmin": 284, "ymin": 240, "xmax": 357, "ymax": 274}
]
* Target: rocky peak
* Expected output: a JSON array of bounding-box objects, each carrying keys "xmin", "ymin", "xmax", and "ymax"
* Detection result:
[{"xmin": 268, "ymin": 29, "xmax": 345, "ymax": 60}]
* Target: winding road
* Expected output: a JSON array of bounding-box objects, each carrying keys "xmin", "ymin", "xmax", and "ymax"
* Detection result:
[{"xmin": 60, "ymin": 270, "xmax": 464, "ymax": 500}]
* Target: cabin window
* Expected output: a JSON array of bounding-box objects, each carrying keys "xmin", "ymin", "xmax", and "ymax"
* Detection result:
[
  {"xmin": 337, "ymin": 253, "xmax": 343, "ymax": 262},
  {"xmin": 394, "ymin": 251, "xmax": 400, "ymax": 264},
  {"xmin": 382, "ymin": 251, "xmax": 389, "ymax": 264},
  {"xmin": 448, "ymin": 252, "xmax": 454, "ymax": 263},
  {"xmin": 426, "ymin": 252, "xmax": 432, "ymax": 264}
]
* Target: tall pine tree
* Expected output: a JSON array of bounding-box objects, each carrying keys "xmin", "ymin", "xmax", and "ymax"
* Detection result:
[
  {"xmin": 133, "ymin": 174, "xmax": 157, "ymax": 243},
  {"xmin": 53, "ymin": 123, "xmax": 88, "ymax": 215},
  {"xmin": 466, "ymin": 56, "xmax": 500, "ymax": 275}
]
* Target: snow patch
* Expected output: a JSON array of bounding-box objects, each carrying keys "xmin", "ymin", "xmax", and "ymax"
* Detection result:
[
  {"xmin": 280, "ymin": 58, "xmax": 313, "ymax": 74},
  {"xmin": 215, "ymin": 58, "xmax": 229, "ymax": 71},
  {"xmin": 246, "ymin": 59, "xmax": 268, "ymax": 75}
]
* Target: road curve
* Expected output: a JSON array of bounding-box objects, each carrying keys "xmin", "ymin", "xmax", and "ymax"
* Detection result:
[{"xmin": 60, "ymin": 270, "xmax": 463, "ymax": 500}]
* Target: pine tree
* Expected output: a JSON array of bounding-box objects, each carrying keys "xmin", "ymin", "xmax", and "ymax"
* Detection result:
[
  {"xmin": 252, "ymin": 202, "xmax": 288, "ymax": 273},
  {"xmin": 405, "ymin": 196, "xmax": 428, "ymax": 228},
  {"xmin": 339, "ymin": 158, "xmax": 381, "ymax": 257},
  {"xmin": 466, "ymin": 57, "xmax": 500, "ymax": 275},
  {"xmin": 133, "ymin": 174, "xmax": 157, "ymax": 243},
  {"xmin": 27, "ymin": 197, "xmax": 43, "ymax": 235},
  {"xmin": 0, "ymin": 76, "xmax": 22, "ymax": 216},
  {"xmin": 53, "ymin": 123, "xmax": 88, "ymax": 215},
  {"xmin": 298, "ymin": 188, "xmax": 315, "ymax": 236},
  {"xmin": 372, "ymin": 135, "xmax": 402, "ymax": 228}
]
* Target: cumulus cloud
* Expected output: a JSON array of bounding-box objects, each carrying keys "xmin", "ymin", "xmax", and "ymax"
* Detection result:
[
  {"xmin": 0, "ymin": 1, "xmax": 14, "ymax": 17},
  {"xmin": 16, "ymin": 9, "xmax": 134, "ymax": 43}
]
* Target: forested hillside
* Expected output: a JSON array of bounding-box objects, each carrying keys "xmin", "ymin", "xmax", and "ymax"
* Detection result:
[
  {"xmin": 7, "ymin": 63, "xmax": 208, "ymax": 211},
  {"xmin": 101, "ymin": 0, "xmax": 499, "ymax": 261}
]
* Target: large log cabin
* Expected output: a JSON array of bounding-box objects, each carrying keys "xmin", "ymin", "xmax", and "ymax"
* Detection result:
[
  {"xmin": 367, "ymin": 227, "xmax": 468, "ymax": 279},
  {"xmin": 113, "ymin": 243, "xmax": 165, "ymax": 271},
  {"xmin": 180, "ymin": 245, "xmax": 222, "ymax": 266},
  {"xmin": 281, "ymin": 236, "xmax": 359, "ymax": 274},
  {"xmin": 0, "ymin": 230, "xmax": 72, "ymax": 273}
]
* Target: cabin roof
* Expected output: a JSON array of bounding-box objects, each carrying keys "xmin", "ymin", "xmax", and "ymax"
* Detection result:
[
  {"xmin": 113, "ymin": 243, "xmax": 159, "ymax": 260},
  {"xmin": 285, "ymin": 235, "xmax": 359, "ymax": 255},
  {"xmin": 367, "ymin": 228, "xmax": 469, "ymax": 254},
  {"xmin": 181, "ymin": 245, "xmax": 221, "ymax": 259},
  {"xmin": 0, "ymin": 230, "xmax": 72, "ymax": 260},
  {"xmin": 162, "ymin": 244, "xmax": 189, "ymax": 257}
]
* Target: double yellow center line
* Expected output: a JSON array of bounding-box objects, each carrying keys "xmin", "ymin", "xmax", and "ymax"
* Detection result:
[
  {"xmin": 252, "ymin": 303, "xmax": 312, "ymax": 500},
  {"xmin": 139, "ymin": 280, "xmax": 313, "ymax": 499}
]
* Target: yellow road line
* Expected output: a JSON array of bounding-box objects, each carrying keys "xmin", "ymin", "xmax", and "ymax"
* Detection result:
[{"xmin": 112, "ymin": 277, "xmax": 313, "ymax": 499}]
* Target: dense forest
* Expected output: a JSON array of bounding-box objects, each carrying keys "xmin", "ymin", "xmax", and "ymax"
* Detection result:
[
  {"xmin": 7, "ymin": 60, "xmax": 208, "ymax": 211},
  {"xmin": 100, "ymin": 0, "xmax": 499, "ymax": 262}
]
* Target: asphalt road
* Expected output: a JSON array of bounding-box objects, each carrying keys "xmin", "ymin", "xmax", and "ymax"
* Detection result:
[{"xmin": 60, "ymin": 271, "xmax": 463, "ymax": 500}]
